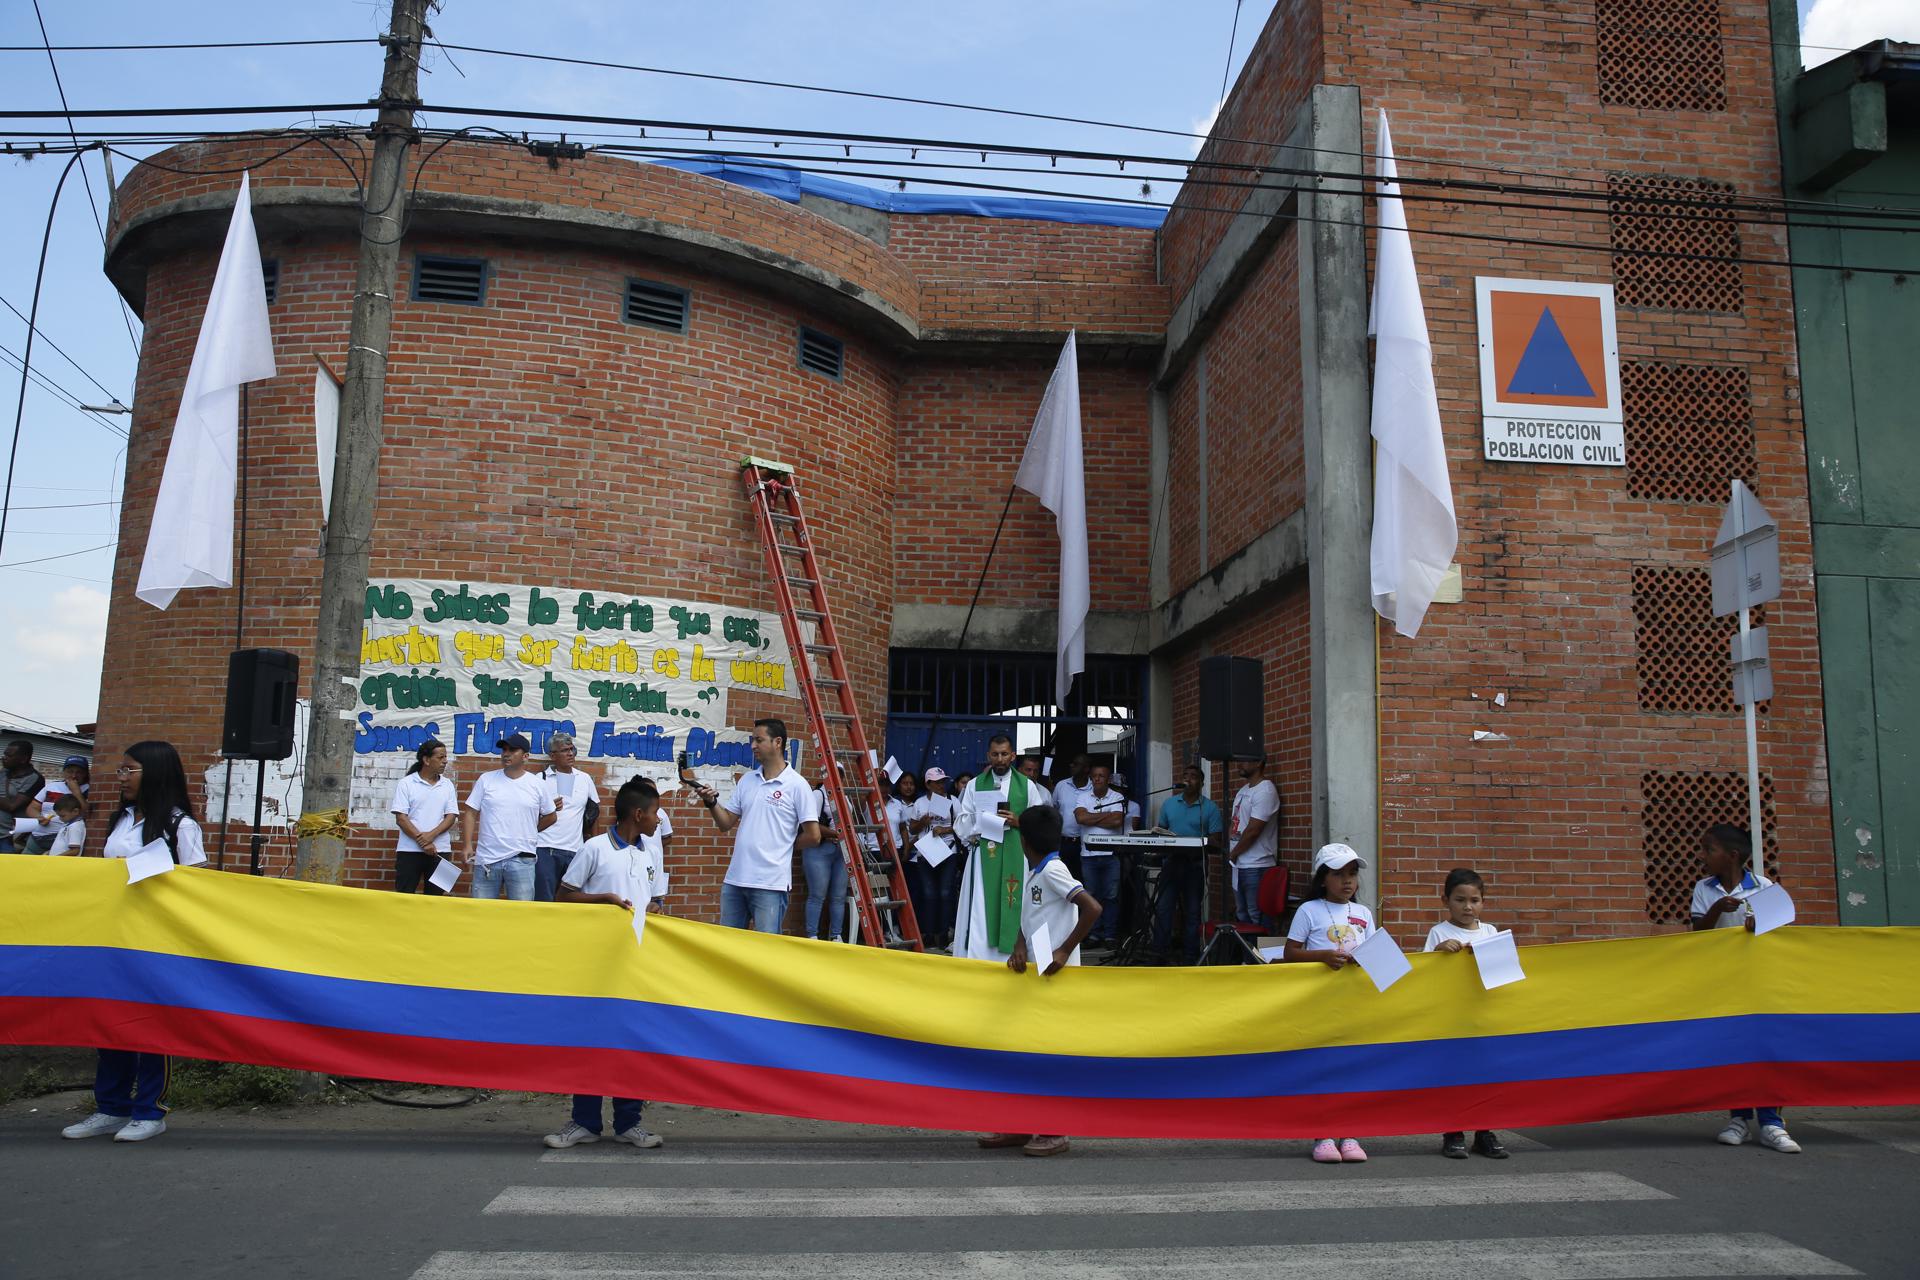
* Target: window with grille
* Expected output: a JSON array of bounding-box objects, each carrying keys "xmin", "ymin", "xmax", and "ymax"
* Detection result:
[
  {"xmin": 798, "ymin": 326, "xmax": 844, "ymax": 380},
  {"xmin": 261, "ymin": 259, "xmax": 280, "ymax": 305},
  {"xmin": 625, "ymin": 279, "xmax": 689, "ymax": 333},
  {"xmin": 1633, "ymin": 565, "xmax": 1767, "ymax": 714},
  {"xmin": 1597, "ymin": 0, "xmax": 1727, "ymax": 113},
  {"xmin": 411, "ymin": 255, "xmax": 488, "ymax": 306},
  {"xmin": 1642, "ymin": 769, "xmax": 1778, "ymax": 924},
  {"xmin": 1622, "ymin": 362, "xmax": 1755, "ymax": 503},
  {"xmin": 1608, "ymin": 174, "xmax": 1742, "ymax": 313}
]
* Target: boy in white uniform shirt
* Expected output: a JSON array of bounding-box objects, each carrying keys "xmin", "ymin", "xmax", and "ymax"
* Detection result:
[
  {"xmin": 979, "ymin": 805, "xmax": 1099, "ymax": 1159},
  {"xmin": 44, "ymin": 791, "xmax": 85, "ymax": 855},
  {"xmin": 544, "ymin": 780, "xmax": 668, "ymax": 1151}
]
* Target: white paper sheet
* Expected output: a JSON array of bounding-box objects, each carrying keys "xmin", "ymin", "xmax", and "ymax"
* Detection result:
[
  {"xmin": 1029, "ymin": 921, "xmax": 1054, "ymax": 976},
  {"xmin": 883, "ymin": 756, "xmax": 903, "ymax": 784},
  {"xmin": 1748, "ymin": 883, "xmax": 1796, "ymax": 935},
  {"xmin": 976, "ymin": 810, "xmax": 1008, "ymax": 843},
  {"xmin": 428, "ymin": 857, "xmax": 461, "ymax": 893},
  {"xmin": 867, "ymin": 749, "xmax": 879, "ymax": 768},
  {"xmin": 1258, "ymin": 945, "xmax": 1286, "ymax": 963},
  {"xmin": 1469, "ymin": 929, "xmax": 1526, "ymax": 989},
  {"xmin": 1351, "ymin": 929, "xmax": 1411, "ymax": 992},
  {"xmin": 11, "ymin": 816, "xmax": 37, "ymax": 836},
  {"xmin": 124, "ymin": 841, "xmax": 175, "ymax": 885},
  {"xmin": 914, "ymin": 831, "xmax": 956, "ymax": 867}
]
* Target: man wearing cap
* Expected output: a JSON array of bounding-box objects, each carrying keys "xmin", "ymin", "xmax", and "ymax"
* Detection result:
[
  {"xmin": 460, "ymin": 734, "xmax": 560, "ymax": 900},
  {"xmin": 953, "ymin": 733, "xmax": 1052, "ymax": 962},
  {"xmin": 689, "ymin": 718, "xmax": 821, "ymax": 932},
  {"xmin": 533, "ymin": 731, "xmax": 602, "ymax": 902}
]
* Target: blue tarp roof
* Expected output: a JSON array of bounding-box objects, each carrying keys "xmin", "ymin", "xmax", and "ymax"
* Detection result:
[{"xmin": 654, "ymin": 156, "xmax": 1166, "ymax": 230}]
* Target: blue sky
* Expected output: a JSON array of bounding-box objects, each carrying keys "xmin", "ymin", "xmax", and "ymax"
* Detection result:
[{"xmin": 0, "ymin": 0, "xmax": 1899, "ymax": 732}]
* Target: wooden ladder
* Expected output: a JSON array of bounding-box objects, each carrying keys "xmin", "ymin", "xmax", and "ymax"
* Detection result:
[{"xmin": 739, "ymin": 456, "xmax": 922, "ymax": 951}]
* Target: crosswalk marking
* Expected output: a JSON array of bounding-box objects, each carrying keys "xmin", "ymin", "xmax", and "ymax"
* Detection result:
[
  {"xmin": 537, "ymin": 1132, "xmax": 1549, "ymax": 1164},
  {"xmin": 1805, "ymin": 1120, "xmax": 1920, "ymax": 1155},
  {"xmin": 413, "ymin": 1233, "xmax": 1857, "ymax": 1278},
  {"xmin": 485, "ymin": 1170, "xmax": 1666, "ymax": 1218}
]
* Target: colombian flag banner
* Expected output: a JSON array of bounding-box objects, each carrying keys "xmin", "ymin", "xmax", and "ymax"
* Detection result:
[{"xmin": 3, "ymin": 858, "xmax": 1918, "ymax": 1138}]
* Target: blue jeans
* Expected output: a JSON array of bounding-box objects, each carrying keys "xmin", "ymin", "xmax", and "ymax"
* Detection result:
[
  {"xmin": 572, "ymin": 1094, "xmax": 644, "ymax": 1135},
  {"xmin": 534, "ymin": 847, "xmax": 576, "ymax": 902},
  {"xmin": 94, "ymin": 1049, "xmax": 169, "ymax": 1121},
  {"xmin": 1733, "ymin": 1107, "xmax": 1784, "ymax": 1128},
  {"xmin": 721, "ymin": 883, "xmax": 788, "ymax": 933},
  {"xmin": 1233, "ymin": 865, "xmax": 1271, "ymax": 930},
  {"xmin": 1082, "ymin": 855, "xmax": 1120, "ymax": 942},
  {"xmin": 471, "ymin": 855, "xmax": 536, "ymax": 900},
  {"xmin": 1153, "ymin": 856, "xmax": 1206, "ymax": 958},
  {"xmin": 803, "ymin": 843, "xmax": 849, "ymax": 939}
]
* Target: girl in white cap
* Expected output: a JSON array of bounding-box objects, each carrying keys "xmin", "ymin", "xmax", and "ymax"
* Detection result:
[{"xmin": 1283, "ymin": 842, "xmax": 1376, "ymax": 1164}]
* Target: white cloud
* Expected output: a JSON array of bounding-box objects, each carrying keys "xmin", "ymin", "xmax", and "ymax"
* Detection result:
[
  {"xmin": 1802, "ymin": 0, "xmax": 1920, "ymax": 69},
  {"xmin": 1190, "ymin": 99, "xmax": 1223, "ymax": 157},
  {"xmin": 0, "ymin": 584, "xmax": 108, "ymax": 730}
]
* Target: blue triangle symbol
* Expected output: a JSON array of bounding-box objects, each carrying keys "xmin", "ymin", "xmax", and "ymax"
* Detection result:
[{"xmin": 1506, "ymin": 306, "xmax": 1595, "ymax": 398}]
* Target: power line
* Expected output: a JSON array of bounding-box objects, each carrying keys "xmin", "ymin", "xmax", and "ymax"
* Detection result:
[
  {"xmin": 0, "ymin": 540, "xmax": 115, "ymax": 569},
  {"xmin": 28, "ymin": 0, "xmax": 142, "ymax": 359},
  {"xmin": 0, "ymin": 37, "xmax": 376, "ymax": 52},
  {"xmin": 0, "ymin": 294, "xmax": 126, "ymax": 403},
  {"xmin": 0, "ymin": 344, "xmax": 130, "ymax": 437},
  {"xmin": 1219, "ymin": 0, "xmax": 1245, "ymax": 102}
]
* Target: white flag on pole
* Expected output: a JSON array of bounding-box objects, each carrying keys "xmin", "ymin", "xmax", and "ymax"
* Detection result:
[
  {"xmin": 1367, "ymin": 111, "xmax": 1456, "ymax": 639},
  {"xmin": 136, "ymin": 172, "xmax": 277, "ymax": 610},
  {"xmin": 1014, "ymin": 332, "xmax": 1088, "ymax": 708}
]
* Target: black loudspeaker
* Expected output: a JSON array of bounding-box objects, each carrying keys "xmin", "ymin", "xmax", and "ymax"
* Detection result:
[
  {"xmin": 223, "ymin": 648, "xmax": 299, "ymax": 760},
  {"xmin": 1197, "ymin": 656, "xmax": 1264, "ymax": 761}
]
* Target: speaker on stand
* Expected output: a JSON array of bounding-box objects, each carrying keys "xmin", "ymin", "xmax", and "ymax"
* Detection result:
[{"xmin": 222, "ymin": 648, "xmax": 300, "ymax": 874}]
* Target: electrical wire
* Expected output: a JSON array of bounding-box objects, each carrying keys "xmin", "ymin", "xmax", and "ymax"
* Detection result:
[
  {"xmin": 0, "ymin": 541, "xmax": 115, "ymax": 570},
  {"xmin": 0, "ymin": 295, "xmax": 126, "ymax": 405},
  {"xmin": 1219, "ymin": 0, "xmax": 1245, "ymax": 102},
  {"xmin": 0, "ymin": 38, "xmax": 378, "ymax": 53},
  {"xmin": 0, "ymin": 344, "xmax": 129, "ymax": 437}
]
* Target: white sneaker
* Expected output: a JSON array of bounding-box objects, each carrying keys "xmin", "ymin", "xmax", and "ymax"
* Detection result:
[
  {"xmin": 112, "ymin": 1118, "xmax": 167, "ymax": 1143},
  {"xmin": 542, "ymin": 1122, "xmax": 599, "ymax": 1150},
  {"xmin": 611, "ymin": 1126, "xmax": 664, "ymax": 1149},
  {"xmin": 1758, "ymin": 1124, "xmax": 1802, "ymax": 1153},
  {"xmin": 1716, "ymin": 1117, "xmax": 1750, "ymax": 1146},
  {"xmin": 61, "ymin": 1111, "xmax": 129, "ymax": 1140}
]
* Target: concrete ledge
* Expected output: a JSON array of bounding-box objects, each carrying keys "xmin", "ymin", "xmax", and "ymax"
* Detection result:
[
  {"xmin": 1150, "ymin": 508, "xmax": 1308, "ymax": 651},
  {"xmin": 890, "ymin": 605, "xmax": 1150, "ymax": 655}
]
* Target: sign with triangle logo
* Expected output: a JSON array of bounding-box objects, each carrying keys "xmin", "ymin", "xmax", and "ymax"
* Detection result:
[{"xmin": 1475, "ymin": 278, "xmax": 1624, "ymax": 468}]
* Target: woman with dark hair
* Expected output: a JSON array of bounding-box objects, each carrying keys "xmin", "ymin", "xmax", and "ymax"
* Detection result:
[
  {"xmin": 391, "ymin": 738, "xmax": 459, "ymax": 895},
  {"xmin": 63, "ymin": 740, "xmax": 205, "ymax": 1144}
]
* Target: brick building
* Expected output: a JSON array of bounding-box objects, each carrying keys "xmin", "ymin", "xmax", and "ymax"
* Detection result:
[{"xmin": 100, "ymin": 0, "xmax": 1838, "ymax": 936}]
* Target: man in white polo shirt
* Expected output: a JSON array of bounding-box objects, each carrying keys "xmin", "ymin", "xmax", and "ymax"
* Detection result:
[
  {"xmin": 460, "ymin": 733, "xmax": 560, "ymax": 901},
  {"xmin": 690, "ymin": 718, "xmax": 821, "ymax": 932}
]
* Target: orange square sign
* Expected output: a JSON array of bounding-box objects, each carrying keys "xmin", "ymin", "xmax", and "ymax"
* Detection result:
[{"xmin": 1476, "ymin": 278, "xmax": 1624, "ymax": 466}]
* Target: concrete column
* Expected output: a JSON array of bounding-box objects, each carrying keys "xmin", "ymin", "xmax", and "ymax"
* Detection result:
[
  {"xmin": 1147, "ymin": 388, "xmax": 1175, "ymax": 805},
  {"xmin": 1297, "ymin": 83, "xmax": 1380, "ymax": 902}
]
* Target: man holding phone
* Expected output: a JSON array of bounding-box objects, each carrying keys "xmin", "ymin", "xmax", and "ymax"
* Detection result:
[
  {"xmin": 686, "ymin": 718, "xmax": 821, "ymax": 933},
  {"xmin": 952, "ymin": 732, "xmax": 1051, "ymax": 962}
]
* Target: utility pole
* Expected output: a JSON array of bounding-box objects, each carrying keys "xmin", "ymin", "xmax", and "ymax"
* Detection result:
[{"xmin": 294, "ymin": 0, "xmax": 433, "ymax": 884}]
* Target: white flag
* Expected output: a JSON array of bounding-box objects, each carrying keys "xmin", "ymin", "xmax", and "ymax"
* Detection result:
[
  {"xmin": 136, "ymin": 173, "xmax": 277, "ymax": 610},
  {"xmin": 1014, "ymin": 332, "xmax": 1088, "ymax": 708},
  {"xmin": 1367, "ymin": 111, "xmax": 1455, "ymax": 639},
  {"xmin": 313, "ymin": 356, "xmax": 342, "ymax": 524}
]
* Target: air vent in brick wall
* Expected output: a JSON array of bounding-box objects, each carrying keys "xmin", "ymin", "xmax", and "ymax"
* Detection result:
[
  {"xmin": 798, "ymin": 326, "xmax": 844, "ymax": 380},
  {"xmin": 261, "ymin": 259, "xmax": 280, "ymax": 306},
  {"xmin": 411, "ymin": 255, "xmax": 488, "ymax": 306},
  {"xmin": 1597, "ymin": 0, "xmax": 1727, "ymax": 113},
  {"xmin": 624, "ymin": 279, "xmax": 689, "ymax": 333},
  {"xmin": 1608, "ymin": 174, "xmax": 1743, "ymax": 313},
  {"xmin": 1633, "ymin": 565, "xmax": 1768, "ymax": 715},
  {"xmin": 1622, "ymin": 362, "xmax": 1756, "ymax": 504},
  {"xmin": 1641, "ymin": 769, "xmax": 1778, "ymax": 925}
]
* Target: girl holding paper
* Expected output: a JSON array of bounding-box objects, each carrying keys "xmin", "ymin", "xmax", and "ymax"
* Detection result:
[
  {"xmin": 1423, "ymin": 868, "xmax": 1510, "ymax": 1160},
  {"xmin": 61, "ymin": 740, "xmax": 205, "ymax": 1145},
  {"xmin": 1283, "ymin": 843, "xmax": 1378, "ymax": 1164}
]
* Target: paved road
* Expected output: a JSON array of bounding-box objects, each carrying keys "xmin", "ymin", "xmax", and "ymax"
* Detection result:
[{"xmin": 3, "ymin": 1101, "xmax": 1916, "ymax": 1278}]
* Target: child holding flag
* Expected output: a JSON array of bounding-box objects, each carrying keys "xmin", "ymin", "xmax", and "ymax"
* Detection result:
[
  {"xmin": 1283, "ymin": 843, "xmax": 1376, "ymax": 1164},
  {"xmin": 1423, "ymin": 868, "xmax": 1508, "ymax": 1160}
]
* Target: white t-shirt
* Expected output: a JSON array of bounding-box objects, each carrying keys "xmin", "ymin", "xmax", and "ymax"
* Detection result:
[
  {"xmin": 1423, "ymin": 920, "xmax": 1500, "ymax": 951},
  {"xmin": 1230, "ymin": 779, "xmax": 1281, "ymax": 868},
  {"xmin": 563, "ymin": 829, "xmax": 663, "ymax": 903},
  {"xmin": 464, "ymin": 769, "xmax": 558, "ymax": 866},
  {"xmin": 657, "ymin": 809, "xmax": 674, "ymax": 840},
  {"xmin": 538, "ymin": 768, "xmax": 603, "ymax": 855},
  {"xmin": 1125, "ymin": 799, "xmax": 1142, "ymax": 832},
  {"xmin": 46, "ymin": 818, "xmax": 84, "ymax": 856},
  {"xmin": 1077, "ymin": 788, "xmax": 1128, "ymax": 856},
  {"xmin": 910, "ymin": 793, "xmax": 958, "ymax": 861},
  {"xmin": 1691, "ymin": 870, "xmax": 1773, "ymax": 929},
  {"xmin": 885, "ymin": 797, "xmax": 912, "ymax": 851},
  {"xmin": 1022, "ymin": 853, "xmax": 1086, "ymax": 967},
  {"xmin": 721, "ymin": 764, "xmax": 815, "ymax": 891},
  {"xmin": 1053, "ymin": 778, "xmax": 1093, "ymax": 838},
  {"xmin": 102, "ymin": 809, "xmax": 206, "ymax": 865},
  {"xmin": 390, "ymin": 773, "xmax": 460, "ymax": 854},
  {"xmin": 1288, "ymin": 897, "xmax": 1376, "ymax": 953}
]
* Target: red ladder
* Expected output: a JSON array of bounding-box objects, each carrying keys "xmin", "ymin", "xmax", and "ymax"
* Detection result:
[{"xmin": 739, "ymin": 456, "xmax": 923, "ymax": 951}]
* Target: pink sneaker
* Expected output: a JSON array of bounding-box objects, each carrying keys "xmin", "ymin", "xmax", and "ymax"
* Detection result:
[
  {"xmin": 1339, "ymin": 1138, "xmax": 1368, "ymax": 1162},
  {"xmin": 1311, "ymin": 1138, "xmax": 1343, "ymax": 1163}
]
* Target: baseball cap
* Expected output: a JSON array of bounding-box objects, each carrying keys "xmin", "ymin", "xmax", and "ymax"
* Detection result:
[
  {"xmin": 1312, "ymin": 843, "xmax": 1366, "ymax": 875},
  {"xmin": 62, "ymin": 755, "xmax": 89, "ymax": 768},
  {"xmin": 495, "ymin": 734, "xmax": 532, "ymax": 753},
  {"xmin": 923, "ymin": 766, "xmax": 948, "ymax": 782}
]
